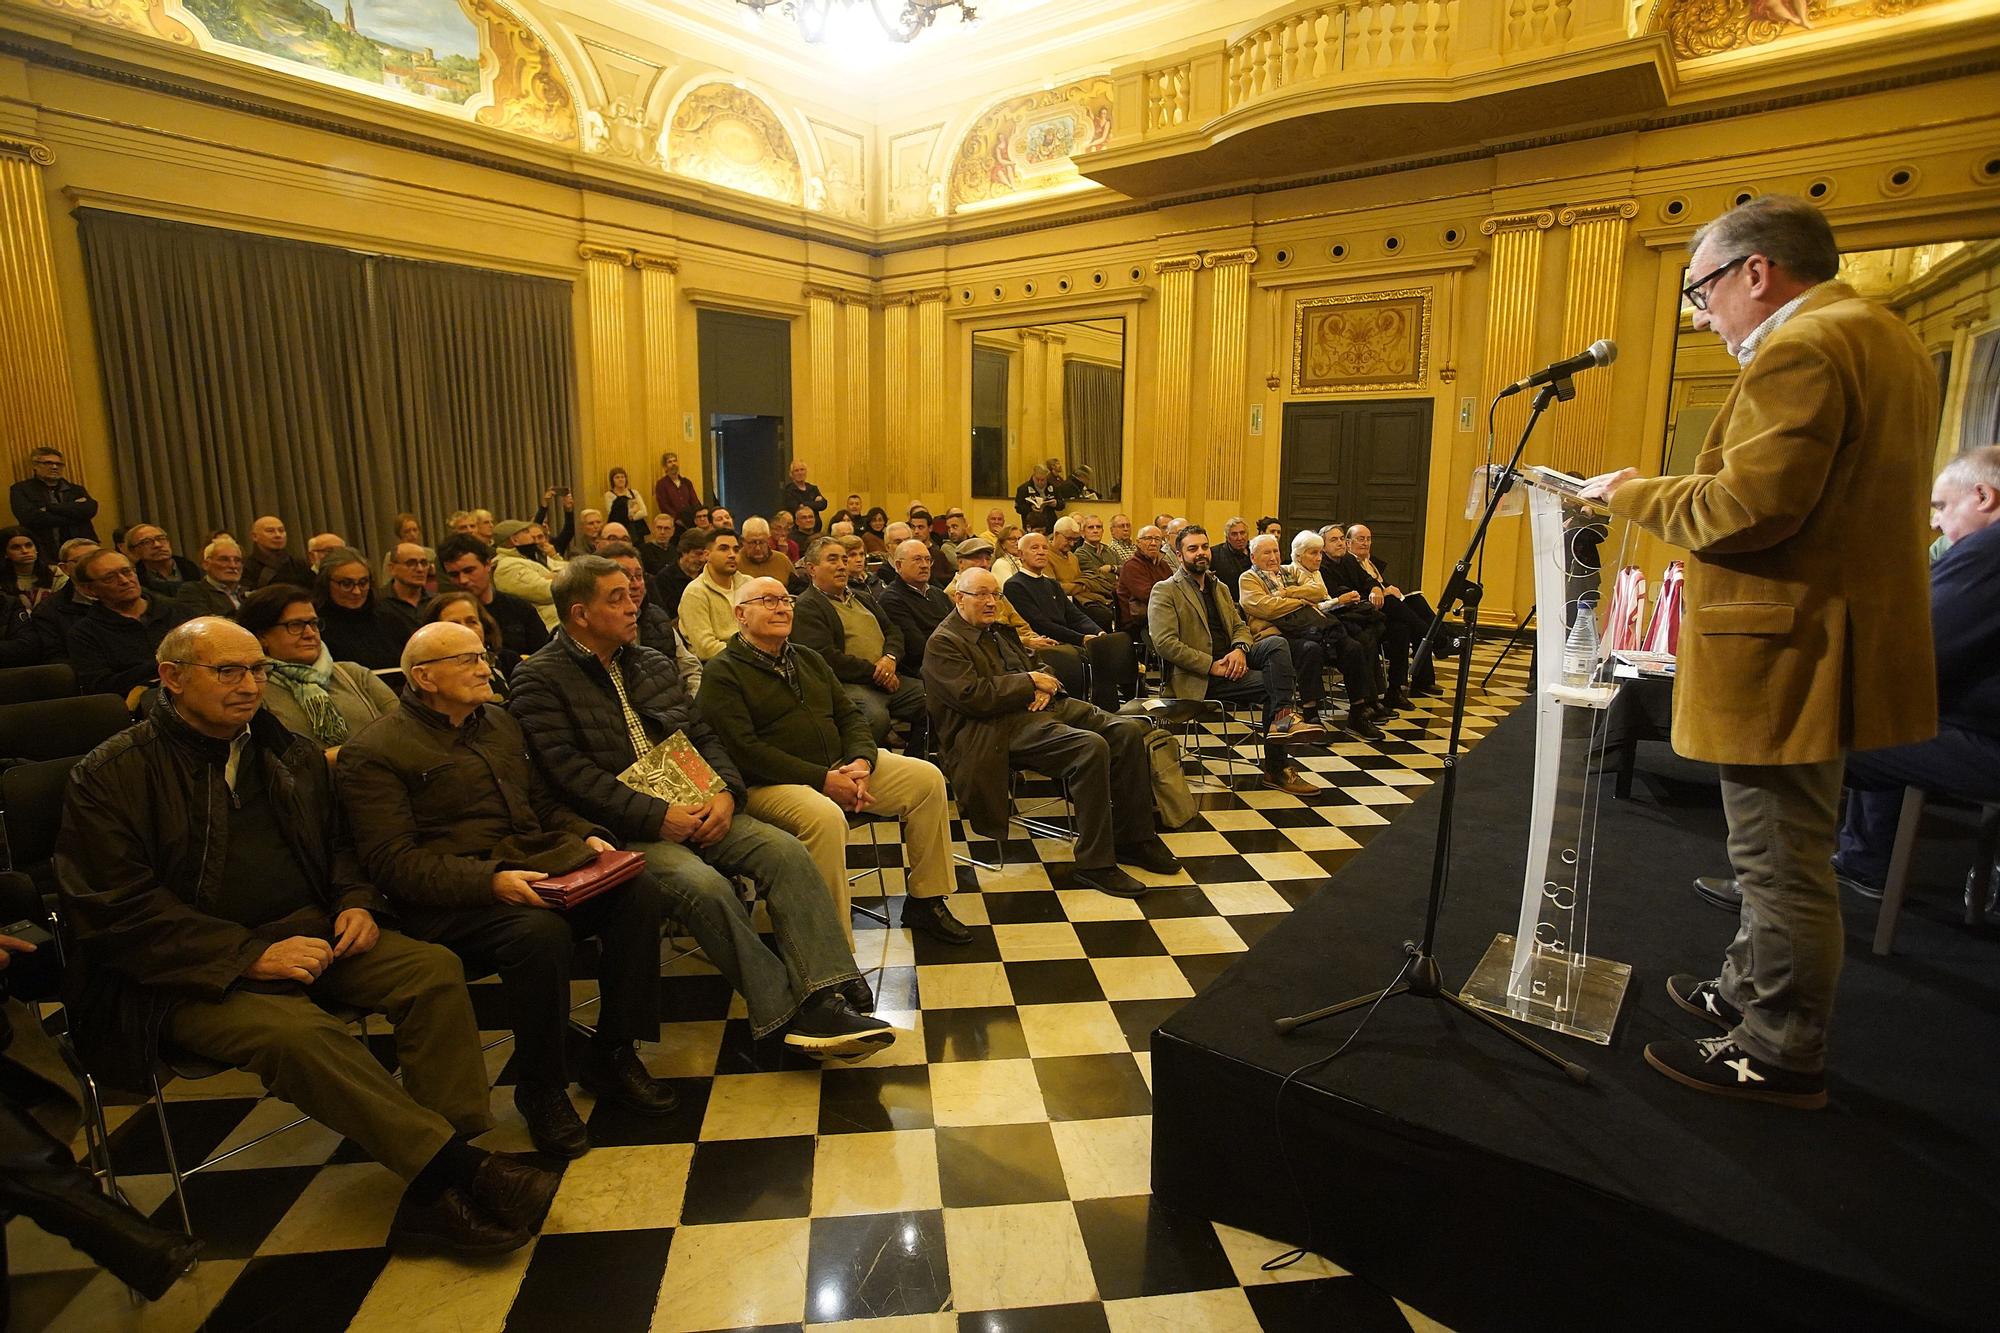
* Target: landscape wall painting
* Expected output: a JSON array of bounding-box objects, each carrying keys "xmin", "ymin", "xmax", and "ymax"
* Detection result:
[{"xmin": 184, "ymin": 0, "xmax": 483, "ymax": 105}]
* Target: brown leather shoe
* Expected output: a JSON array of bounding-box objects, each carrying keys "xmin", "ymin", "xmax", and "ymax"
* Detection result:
[
  {"xmin": 471, "ymin": 1152, "xmax": 563, "ymax": 1235},
  {"xmin": 1261, "ymin": 765, "xmax": 1315, "ymax": 796},
  {"xmin": 388, "ymin": 1185, "xmax": 529, "ymax": 1257}
]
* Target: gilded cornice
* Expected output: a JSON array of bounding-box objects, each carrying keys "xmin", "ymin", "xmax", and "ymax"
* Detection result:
[
  {"xmin": 882, "ymin": 288, "xmax": 950, "ymax": 307},
  {"xmin": 632, "ymin": 253, "xmax": 679, "ymax": 273},
  {"xmin": 577, "ymin": 243, "xmax": 635, "ymax": 265},
  {"xmin": 0, "ymin": 135, "xmax": 54, "ymax": 166},
  {"xmin": 1558, "ymin": 200, "xmax": 1640, "ymax": 227},
  {"xmin": 1481, "ymin": 209, "xmax": 1557, "ymax": 235},
  {"xmin": 1202, "ymin": 247, "xmax": 1259, "ymax": 268},
  {"xmin": 803, "ymin": 284, "xmax": 869, "ymax": 305},
  {"xmin": 1153, "ymin": 254, "xmax": 1204, "ymax": 275}
]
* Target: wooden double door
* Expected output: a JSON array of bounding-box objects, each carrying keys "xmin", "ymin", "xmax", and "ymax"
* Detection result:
[{"xmin": 1277, "ymin": 399, "xmax": 1432, "ymax": 585}]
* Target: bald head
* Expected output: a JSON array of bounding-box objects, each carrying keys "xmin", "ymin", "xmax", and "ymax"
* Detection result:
[
  {"xmin": 402, "ymin": 620, "xmax": 482, "ymax": 680},
  {"xmin": 893, "ymin": 538, "xmax": 932, "ymax": 589},
  {"xmin": 157, "ymin": 618, "xmax": 265, "ymax": 737},
  {"xmin": 732, "ymin": 575, "xmax": 794, "ymax": 647},
  {"xmin": 157, "ymin": 615, "xmax": 258, "ymax": 668}
]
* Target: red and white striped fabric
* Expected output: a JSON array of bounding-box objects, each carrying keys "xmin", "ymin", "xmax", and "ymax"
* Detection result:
[
  {"xmin": 1601, "ymin": 565, "xmax": 1648, "ymax": 654},
  {"xmin": 1645, "ymin": 560, "xmax": 1686, "ymax": 655}
]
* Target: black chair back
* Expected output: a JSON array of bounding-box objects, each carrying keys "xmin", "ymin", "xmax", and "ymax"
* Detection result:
[
  {"xmin": 0, "ymin": 663, "xmax": 78, "ymax": 705},
  {"xmin": 2, "ymin": 755, "xmax": 79, "ymax": 875},
  {"xmin": 0, "ymin": 694, "xmax": 131, "ymax": 766}
]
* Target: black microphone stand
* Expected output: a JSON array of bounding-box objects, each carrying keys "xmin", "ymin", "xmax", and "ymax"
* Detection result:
[{"xmin": 1273, "ymin": 377, "xmax": 1590, "ymax": 1086}]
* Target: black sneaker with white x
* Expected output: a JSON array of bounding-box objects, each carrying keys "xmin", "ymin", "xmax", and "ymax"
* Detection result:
[
  {"xmin": 1644, "ymin": 1036, "xmax": 1826, "ymax": 1109},
  {"xmin": 1666, "ymin": 974, "xmax": 1743, "ymax": 1032}
]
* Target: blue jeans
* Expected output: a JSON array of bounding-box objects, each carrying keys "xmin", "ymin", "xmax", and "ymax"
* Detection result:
[
  {"xmin": 630, "ymin": 811, "xmax": 860, "ymax": 1039},
  {"xmin": 1836, "ymin": 725, "xmax": 2000, "ymax": 883},
  {"xmin": 1204, "ymin": 634, "xmax": 1297, "ymax": 772}
]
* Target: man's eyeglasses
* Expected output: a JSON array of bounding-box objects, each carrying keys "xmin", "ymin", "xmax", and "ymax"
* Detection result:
[
  {"xmin": 329, "ymin": 576, "xmax": 372, "ymax": 592},
  {"xmin": 741, "ymin": 595, "xmax": 796, "ymax": 610},
  {"xmin": 1682, "ymin": 254, "xmax": 1748, "ymax": 312},
  {"xmin": 85, "ymin": 567, "xmax": 138, "ymax": 585},
  {"xmin": 412, "ymin": 651, "xmax": 488, "ymax": 671},
  {"xmin": 394, "ymin": 556, "xmax": 433, "ymax": 569},
  {"xmin": 170, "ymin": 661, "xmax": 272, "ymax": 685},
  {"xmin": 276, "ymin": 617, "xmax": 321, "ymax": 635}
]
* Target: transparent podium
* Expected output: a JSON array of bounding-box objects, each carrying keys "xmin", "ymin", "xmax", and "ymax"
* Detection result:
[{"xmin": 1460, "ymin": 466, "xmax": 1632, "ymax": 1045}]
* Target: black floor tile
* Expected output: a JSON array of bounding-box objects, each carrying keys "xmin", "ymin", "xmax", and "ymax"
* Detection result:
[
  {"xmin": 913, "ymin": 922, "xmax": 1004, "ymax": 966},
  {"xmin": 1230, "ymin": 912, "xmax": 1294, "ymax": 947},
  {"xmin": 658, "ymin": 971, "xmax": 737, "ymax": 1022},
  {"xmin": 107, "ymin": 1095, "xmax": 260, "ymax": 1177},
  {"xmin": 1109, "ymin": 998, "xmax": 1187, "ymax": 1053},
  {"xmin": 713, "ymin": 1018, "xmax": 833, "ymax": 1075},
  {"xmin": 922, "ymin": 1006, "xmax": 1029, "ymax": 1063},
  {"xmin": 1175, "ymin": 853, "xmax": 1257, "ymax": 883},
  {"xmin": 1243, "ymin": 1274, "xmax": 1418, "ymax": 1331},
  {"xmin": 201, "ymin": 1247, "xmax": 388, "ymax": 1332},
  {"xmin": 804, "ymin": 1209, "xmax": 951, "ymax": 1323},
  {"xmin": 1071, "ymin": 1194, "xmax": 1239, "ymax": 1301},
  {"xmin": 1173, "ymin": 953, "xmax": 1242, "ymax": 994},
  {"xmin": 1134, "ymin": 887, "xmax": 1220, "ymax": 920},
  {"xmin": 934, "ymin": 1122, "xmax": 1068, "ymax": 1207},
  {"xmin": 506, "ymin": 1227, "xmax": 674, "ymax": 1333},
  {"xmin": 1003, "ymin": 959, "xmax": 1106, "ymax": 1005},
  {"xmin": 585, "ymin": 1076, "xmax": 712, "ymax": 1146},
  {"xmin": 958, "ymin": 1304, "xmax": 1112, "ymax": 1332},
  {"xmin": 1032, "ymin": 1054, "xmax": 1153, "ymax": 1122},
  {"xmin": 678, "ymin": 1135, "xmax": 816, "ymax": 1224},
  {"xmin": 817, "ymin": 1065, "xmax": 934, "ymax": 1134},
  {"xmin": 1219, "ymin": 828, "xmax": 1299, "ymax": 854},
  {"xmin": 146, "ymin": 1165, "xmax": 319, "ymax": 1259},
  {"xmin": 1248, "ymin": 804, "xmax": 1332, "ymax": 829},
  {"xmin": 1068, "ymin": 921, "xmax": 1167, "ymax": 957},
  {"xmin": 982, "ymin": 890, "xmax": 1068, "ymax": 926}
]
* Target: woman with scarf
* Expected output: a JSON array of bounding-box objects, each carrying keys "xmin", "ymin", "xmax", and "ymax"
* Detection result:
[{"xmin": 238, "ymin": 584, "xmax": 397, "ymax": 759}]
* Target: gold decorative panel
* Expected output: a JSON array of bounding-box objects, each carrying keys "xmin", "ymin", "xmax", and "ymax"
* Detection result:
[
  {"xmin": 1290, "ymin": 289, "xmax": 1432, "ymax": 394},
  {"xmin": 36, "ymin": 0, "xmax": 577, "ymax": 143},
  {"xmin": 667, "ymin": 84, "xmax": 804, "ymax": 206},
  {"xmin": 948, "ymin": 79, "xmax": 1114, "ymax": 212},
  {"xmin": 1653, "ymin": 0, "xmax": 1942, "ymax": 60}
]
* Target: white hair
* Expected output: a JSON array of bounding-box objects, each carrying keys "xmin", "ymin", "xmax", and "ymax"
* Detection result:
[
  {"xmin": 1248, "ymin": 533, "xmax": 1279, "ymax": 557},
  {"xmin": 202, "ymin": 536, "xmax": 241, "ymax": 561},
  {"xmin": 1052, "ymin": 516, "xmax": 1081, "ymax": 537},
  {"xmin": 740, "ymin": 516, "xmax": 771, "ymax": 540},
  {"xmin": 1939, "ymin": 444, "xmax": 2000, "ymax": 493},
  {"xmin": 1291, "ymin": 530, "xmax": 1323, "ymax": 559},
  {"xmin": 732, "ymin": 576, "xmax": 787, "ymax": 607}
]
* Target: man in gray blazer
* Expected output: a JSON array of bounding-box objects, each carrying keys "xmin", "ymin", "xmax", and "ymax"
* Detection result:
[{"xmin": 1148, "ymin": 525, "xmax": 1323, "ymax": 795}]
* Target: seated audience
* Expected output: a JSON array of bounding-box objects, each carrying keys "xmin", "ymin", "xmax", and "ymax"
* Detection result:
[
  {"xmin": 691, "ymin": 506, "xmax": 713, "ymax": 532},
  {"xmin": 605, "ymin": 466, "xmax": 648, "ymax": 530},
  {"xmin": 380, "ymin": 542, "xmax": 434, "ymax": 632},
  {"xmin": 792, "ymin": 505, "xmax": 821, "ymax": 547},
  {"xmin": 1288, "ymin": 529, "xmax": 1388, "ymax": 730},
  {"xmin": 306, "ymin": 532, "xmax": 349, "ymax": 571},
  {"xmin": 908, "ymin": 511, "xmax": 953, "ymax": 586},
  {"xmin": 314, "ymin": 548, "xmax": 409, "ymax": 671},
  {"xmin": 640, "ymin": 512, "xmax": 680, "ymax": 578},
  {"xmin": 392, "ymin": 513, "xmax": 424, "ymax": 549},
  {"xmin": 1834, "ymin": 445, "xmax": 2000, "ymax": 896},
  {"xmin": 123, "ymin": 523, "xmax": 200, "ymax": 599},
  {"xmin": 779, "ymin": 461, "xmax": 827, "ymax": 520},
  {"xmin": 599, "ymin": 540, "xmax": 700, "ymax": 694},
  {"xmin": 425, "ymin": 590, "xmax": 519, "ymax": 691},
  {"xmin": 508, "ymin": 559, "xmax": 893, "ymax": 1055},
  {"xmin": 876, "ymin": 536, "xmax": 955, "ymax": 676},
  {"xmin": 711, "ymin": 506, "xmax": 736, "ymax": 533},
  {"xmin": 700, "ymin": 576, "xmax": 967, "ymax": 944},
  {"xmin": 830, "ymin": 493, "xmax": 865, "ymax": 529},
  {"xmin": 1210, "ymin": 517, "xmax": 1254, "ymax": 602},
  {"xmin": 1149, "ymin": 525, "xmax": 1324, "ymax": 794},
  {"xmin": 533, "ymin": 489, "xmax": 575, "ymax": 556},
  {"xmin": 984, "ymin": 507, "xmax": 1008, "ymax": 538},
  {"xmin": 10, "ymin": 446, "xmax": 98, "ymax": 561},
  {"xmin": 1048, "ymin": 517, "xmax": 1115, "ymax": 628},
  {"xmin": 952, "ymin": 536, "xmax": 1088, "ymax": 700},
  {"xmin": 60, "ymin": 617, "xmax": 555, "ymax": 1254},
  {"xmin": 770, "ymin": 509, "xmax": 799, "ymax": 561},
  {"xmin": 793, "ymin": 536, "xmax": 926, "ymax": 748},
  {"xmin": 470, "ymin": 509, "xmax": 496, "ymax": 544},
  {"xmin": 1241, "ymin": 533, "xmax": 1382, "ymax": 740},
  {"xmin": 338, "ymin": 621, "xmax": 676, "ymax": 1159},
  {"xmin": 1116, "ymin": 525, "xmax": 1172, "ymax": 633},
  {"xmin": 491, "ymin": 520, "xmax": 561, "ymax": 627},
  {"xmin": 239, "ymin": 584, "xmax": 397, "ymax": 756},
  {"xmin": 567, "ymin": 509, "xmax": 604, "ymax": 559},
  {"xmin": 1004, "ymin": 531, "xmax": 1134, "ymax": 710},
  {"xmin": 861, "ymin": 507, "xmax": 891, "ymax": 554},
  {"xmin": 598, "ymin": 521, "xmax": 632, "ymax": 550},
  {"xmin": 67, "ymin": 549, "xmax": 193, "ymax": 700},
  {"xmin": 926, "ymin": 569, "xmax": 1179, "ymax": 898},
  {"xmin": 1105, "ymin": 514, "xmax": 1136, "ymax": 566},
  {"xmin": 1, "ymin": 525, "xmax": 55, "ymax": 634},
  {"xmin": 1340, "ymin": 523, "xmax": 1439, "ymax": 703},
  {"xmin": 737, "ymin": 516, "xmax": 794, "ymax": 586},
  {"xmin": 656, "ymin": 527, "xmax": 709, "ymax": 613},
  {"xmin": 1076, "ymin": 515, "xmax": 1122, "ymax": 599},
  {"xmin": 1257, "ymin": 516, "xmax": 1283, "ymax": 539},
  {"xmin": 175, "ymin": 535, "xmax": 248, "ymax": 618},
  {"xmin": 447, "ymin": 510, "xmax": 476, "ymax": 535},
  {"xmin": 245, "ymin": 515, "xmax": 312, "ymax": 590},
  {"xmin": 679, "ymin": 528, "xmax": 747, "ymax": 661},
  {"xmin": 992, "ymin": 526, "xmax": 1023, "ymax": 584},
  {"xmin": 870, "ymin": 523, "xmax": 913, "ymax": 592},
  {"xmin": 1, "ymin": 538, "xmax": 94, "ymax": 667},
  {"xmin": 435, "ymin": 533, "xmax": 550, "ymax": 661}
]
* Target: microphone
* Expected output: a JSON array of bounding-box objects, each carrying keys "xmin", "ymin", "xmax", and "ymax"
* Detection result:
[{"xmin": 1497, "ymin": 339, "xmax": 1617, "ymax": 399}]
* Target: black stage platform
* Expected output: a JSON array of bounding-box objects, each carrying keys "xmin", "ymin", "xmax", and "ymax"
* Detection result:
[{"xmin": 1153, "ymin": 707, "xmax": 2000, "ymax": 1332}]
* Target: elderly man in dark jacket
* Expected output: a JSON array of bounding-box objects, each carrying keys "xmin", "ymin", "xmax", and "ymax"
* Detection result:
[
  {"xmin": 65, "ymin": 549, "xmax": 192, "ymax": 700},
  {"xmin": 925, "ymin": 568, "xmax": 1179, "ymax": 899},
  {"xmin": 338, "ymin": 620, "xmax": 676, "ymax": 1161},
  {"xmin": 877, "ymin": 537, "xmax": 954, "ymax": 675},
  {"xmin": 60, "ymin": 617, "xmax": 554, "ymax": 1256},
  {"xmin": 507, "ymin": 557, "xmax": 891, "ymax": 1059},
  {"xmin": 792, "ymin": 535, "xmax": 926, "ymax": 748},
  {"xmin": 1004, "ymin": 531, "xmax": 1134, "ymax": 710}
]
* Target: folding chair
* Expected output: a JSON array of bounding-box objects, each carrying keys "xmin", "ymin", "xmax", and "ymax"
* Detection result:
[
  {"xmin": 0, "ymin": 695, "xmax": 132, "ymax": 765},
  {"xmin": 0, "ymin": 662, "xmax": 77, "ymax": 705}
]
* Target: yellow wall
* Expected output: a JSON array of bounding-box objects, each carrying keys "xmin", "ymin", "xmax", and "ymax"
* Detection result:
[{"xmin": 2, "ymin": 13, "xmax": 1997, "ymax": 625}]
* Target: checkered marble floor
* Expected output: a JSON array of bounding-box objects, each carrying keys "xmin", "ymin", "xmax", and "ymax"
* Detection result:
[{"xmin": 9, "ymin": 645, "xmax": 1531, "ymax": 1333}]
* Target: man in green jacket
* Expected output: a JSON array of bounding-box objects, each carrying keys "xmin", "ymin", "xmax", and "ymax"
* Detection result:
[{"xmin": 698, "ymin": 577, "xmax": 969, "ymax": 947}]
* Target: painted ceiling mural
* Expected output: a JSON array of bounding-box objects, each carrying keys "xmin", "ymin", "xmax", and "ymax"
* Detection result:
[
  {"xmin": 34, "ymin": 0, "xmax": 577, "ymax": 143},
  {"xmin": 666, "ymin": 82, "xmax": 804, "ymax": 206},
  {"xmin": 948, "ymin": 77, "xmax": 1115, "ymax": 212},
  {"xmin": 1652, "ymin": 0, "xmax": 1945, "ymax": 60}
]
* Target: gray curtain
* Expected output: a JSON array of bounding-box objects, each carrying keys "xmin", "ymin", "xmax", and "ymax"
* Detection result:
[
  {"xmin": 78, "ymin": 209, "xmax": 575, "ymax": 555},
  {"xmin": 1063, "ymin": 359, "xmax": 1123, "ymax": 497},
  {"xmin": 1961, "ymin": 329, "xmax": 2000, "ymax": 451}
]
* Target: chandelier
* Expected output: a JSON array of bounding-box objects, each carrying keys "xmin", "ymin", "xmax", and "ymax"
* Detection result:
[{"xmin": 735, "ymin": 0, "xmax": 978, "ymax": 44}]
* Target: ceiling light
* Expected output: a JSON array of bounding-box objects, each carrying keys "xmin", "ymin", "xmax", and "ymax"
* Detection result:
[{"xmin": 736, "ymin": 0, "xmax": 978, "ymax": 44}]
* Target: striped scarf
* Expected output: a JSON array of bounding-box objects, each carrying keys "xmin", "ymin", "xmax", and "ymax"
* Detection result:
[{"xmin": 265, "ymin": 647, "xmax": 349, "ymax": 747}]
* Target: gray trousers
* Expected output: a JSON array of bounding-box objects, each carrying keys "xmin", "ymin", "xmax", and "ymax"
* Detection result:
[
  {"xmin": 1716, "ymin": 757, "xmax": 1846, "ymax": 1074},
  {"xmin": 843, "ymin": 678, "xmax": 928, "ymax": 746},
  {"xmin": 1012, "ymin": 698, "xmax": 1155, "ymax": 870}
]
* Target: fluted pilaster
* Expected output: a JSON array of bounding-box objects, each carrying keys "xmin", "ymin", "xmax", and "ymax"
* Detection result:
[
  {"xmin": 1478, "ymin": 210, "xmax": 1557, "ymax": 457},
  {"xmin": 804, "ymin": 286, "xmax": 840, "ymax": 484},
  {"xmin": 882, "ymin": 297, "xmax": 911, "ymax": 492},
  {"xmin": 1151, "ymin": 254, "xmax": 1202, "ymax": 500},
  {"xmin": 0, "ymin": 136, "xmax": 82, "ymax": 482},
  {"xmin": 635, "ymin": 254, "xmax": 679, "ymax": 466},
  {"xmin": 1202, "ymin": 248, "xmax": 1258, "ymax": 498},
  {"xmin": 916, "ymin": 291, "xmax": 948, "ymax": 497},
  {"xmin": 578, "ymin": 243, "xmax": 633, "ymax": 471},
  {"xmin": 842, "ymin": 297, "xmax": 870, "ymax": 496},
  {"xmin": 1552, "ymin": 201, "xmax": 1638, "ymax": 476}
]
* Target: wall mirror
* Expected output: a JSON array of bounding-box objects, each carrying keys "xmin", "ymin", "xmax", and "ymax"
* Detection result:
[
  {"xmin": 1660, "ymin": 240, "xmax": 1999, "ymax": 477},
  {"xmin": 969, "ymin": 317, "xmax": 1126, "ymax": 502}
]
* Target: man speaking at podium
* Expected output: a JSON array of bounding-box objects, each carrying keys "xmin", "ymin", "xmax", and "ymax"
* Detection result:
[{"xmin": 1582, "ymin": 196, "xmax": 1938, "ymax": 1109}]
